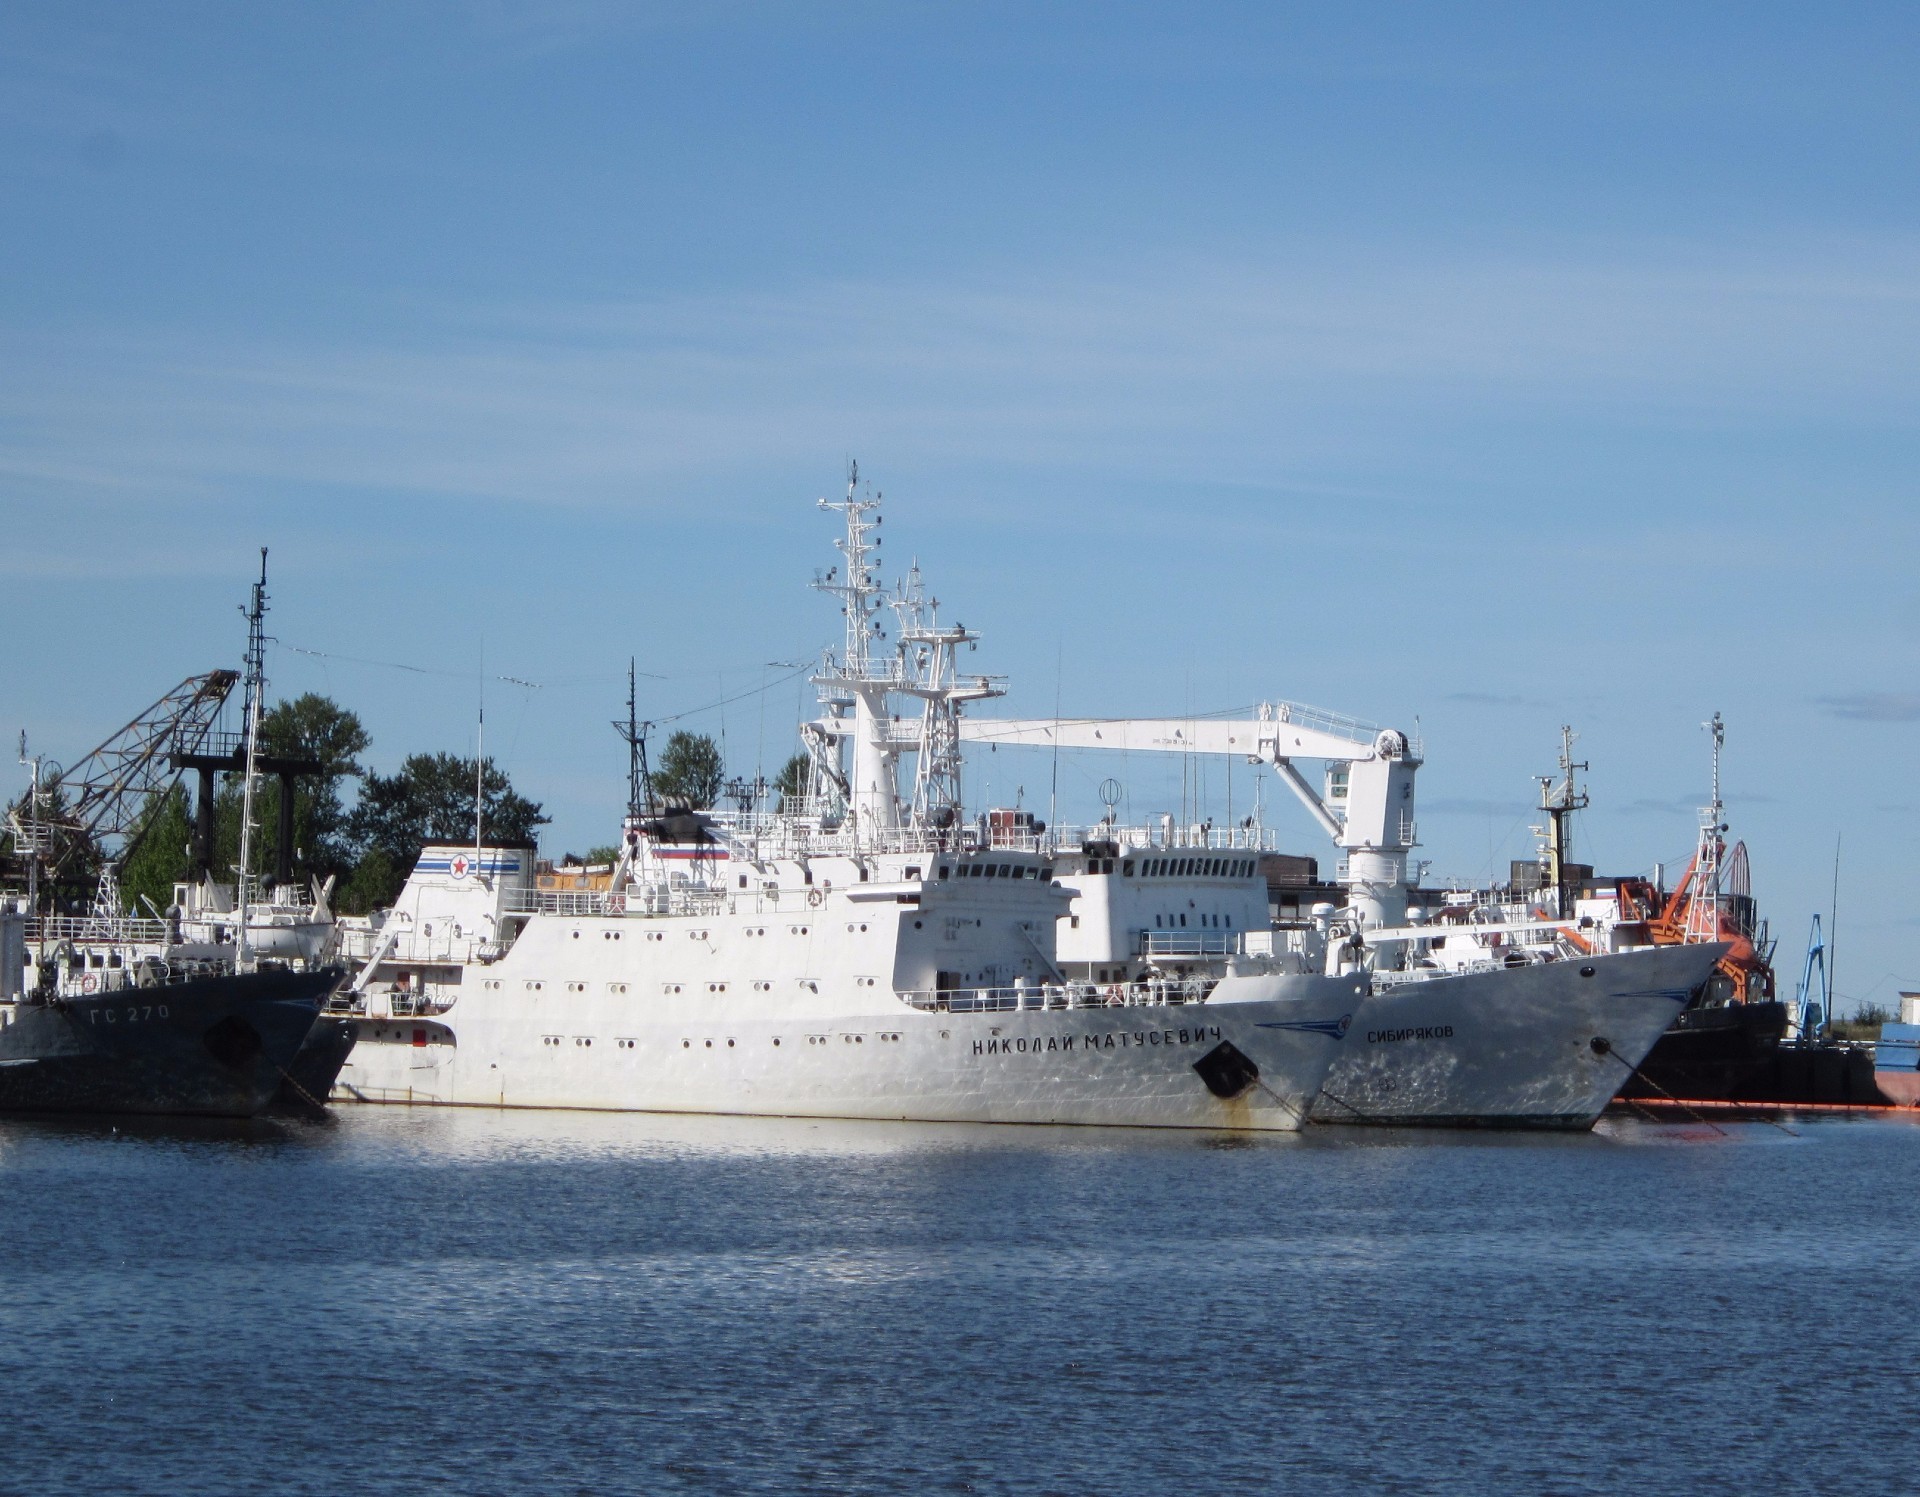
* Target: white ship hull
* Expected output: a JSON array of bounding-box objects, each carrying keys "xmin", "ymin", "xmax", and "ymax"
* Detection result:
[
  {"xmin": 335, "ymin": 972, "xmax": 1365, "ymax": 1130},
  {"xmin": 1309, "ymin": 944, "xmax": 1720, "ymax": 1129}
]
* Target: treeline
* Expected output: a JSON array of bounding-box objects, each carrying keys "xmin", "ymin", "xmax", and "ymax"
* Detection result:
[
  {"xmin": 31, "ymin": 693, "xmax": 547, "ymax": 917},
  {"xmin": 6, "ymin": 701, "xmax": 819, "ymax": 915}
]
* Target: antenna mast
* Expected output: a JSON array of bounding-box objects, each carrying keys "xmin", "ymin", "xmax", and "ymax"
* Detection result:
[
  {"xmin": 1535, "ymin": 724, "xmax": 1588, "ymax": 918},
  {"xmin": 613, "ymin": 657, "xmax": 655, "ymax": 821},
  {"xmin": 473, "ymin": 643, "xmax": 486, "ymax": 867},
  {"xmin": 811, "ymin": 461, "xmax": 903, "ymax": 840},
  {"xmin": 1686, "ymin": 712, "xmax": 1728, "ymax": 944},
  {"xmin": 234, "ymin": 548, "xmax": 269, "ymax": 971},
  {"xmin": 14, "ymin": 733, "xmax": 45, "ymax": 917}
]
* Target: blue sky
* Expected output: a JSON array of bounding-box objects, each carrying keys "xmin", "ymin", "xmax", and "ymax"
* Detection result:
[{"xmin": 4, "ymin": 3, "xmax": 1917, "ymax": 1009}]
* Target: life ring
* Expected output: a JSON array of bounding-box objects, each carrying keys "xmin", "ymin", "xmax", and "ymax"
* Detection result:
[
  {"xmin": 81, "ymin": 973, "xmax": 98, "ymax": 994},
  {"xmin": 807, "ymin": 888, "xmax": 824, "ymax": 908}
]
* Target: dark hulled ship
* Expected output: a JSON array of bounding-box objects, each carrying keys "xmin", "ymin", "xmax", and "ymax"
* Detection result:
[{"xmin": 0, "ymin": 961, "xmax": 345, "ymax": 1118}]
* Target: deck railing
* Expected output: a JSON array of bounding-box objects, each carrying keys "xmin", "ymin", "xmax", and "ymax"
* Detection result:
[{"xmin": 899, "ymin": 977, "xmax": 1215, "ymax": 1013}]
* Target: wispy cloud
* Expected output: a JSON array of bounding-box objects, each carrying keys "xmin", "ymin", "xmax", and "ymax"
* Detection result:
[
  {"xmin": 1420, "ymin": 797, "xmax": 1532, "ymax": 818},
  {"xmin": 1819, "ymin": 691, "xmax": 1920, "ymax": 722},
  {"xmin": 1444, "ymin": 692, "xmax": 1552, "ymax": 709},
  {"xmin": 5, "ymin": 236, "xmax": 1920, "ymax": 518}
]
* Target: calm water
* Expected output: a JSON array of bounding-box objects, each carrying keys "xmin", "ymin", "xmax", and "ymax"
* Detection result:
[{"xmin": 2, "ymin": 1107, "xmax": 1915, "ymax": 1496}]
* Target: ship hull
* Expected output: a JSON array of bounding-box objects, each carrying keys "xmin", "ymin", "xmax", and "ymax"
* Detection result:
[
  {"xmin": 0, "ymin": 967, "xmax": 342, "ymax": 1118},
  {"xmin": 1309, "ymin": 945, "xmax": 1720, "ymax": 1129},
  {"xmin": 269, "ymin": 1016, "xmax": 359, "ymax": 1114},
  {"xmin": 334, "ymin": 973, "xmax": 1365, "ymax": 1130},
  {"xmin": 1870, "ymin": 1022, "xmax": 1920, "ymax": 1108}
]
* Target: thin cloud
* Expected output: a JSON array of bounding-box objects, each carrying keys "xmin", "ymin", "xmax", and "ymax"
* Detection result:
[
  {"xmin": 1444, "ymin": 691, "xmax": 1551, "ymax": 709},
  {"xmin": 1819, "ymin": 691, "xmax": 1920, "ymax": 722},
  {"xmin": 1421, "ymin": 797, "xmax": 1532, "ymax": 818},
  {"xmin": 7, "ymin": 236, "xmax": 1920, "ymax": 516}
]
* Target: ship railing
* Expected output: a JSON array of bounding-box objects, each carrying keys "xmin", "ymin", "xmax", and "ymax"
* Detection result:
[
  {"xmin": 499, "ymin": 885, "xmax": 728, "ymax": 919},
  {"xmin": 1139, "ymin": 931, "xmax": 1237, "ymax": 959},
  {"xmin": 37, "ymin": 955, "xmax": 249, "ymax": 996},
  {"xmin": 1051, "ymin": 823, "xmax": 1283, "ymax": 854},
  {"xmin": 29, "ymin": 914, "xmax": 172, "ymax": 946},
  {"xmin": 325, "ymin": 983, "xmax": 457, "ymax": 1017},
  {"xmin": 898, "ymin": 977, "xmax": 1214, "ymax": 1013},
  {"xmin": 871, "ymin": 721, "xmax": 924, "ymax": 748},
  {"xmin": 1264, "ymin": 699, "xmax": 1380, "ymax": 746}
]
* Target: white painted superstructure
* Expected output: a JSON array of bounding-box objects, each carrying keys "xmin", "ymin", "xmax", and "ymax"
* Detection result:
[
  {"xmin": 963, "ymin": 723, "xmax": 1722, "ymax": 1128},
  {"xmin": 332, "ymin": 473, "xmax": 1357, "ymax": 1129}
]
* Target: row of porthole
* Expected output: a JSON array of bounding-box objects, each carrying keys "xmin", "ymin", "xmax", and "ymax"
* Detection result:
[
  {"xmin": 536, "ymin": 1025, "xmax": 918, "ymax": 1053},
  {"xmin": 843, "ymin": 923, "xmax": 871, "ymax": 934},
  {"xmin": 638, "ymin": 1032, "xmax": 905, "ymax": 1050}
]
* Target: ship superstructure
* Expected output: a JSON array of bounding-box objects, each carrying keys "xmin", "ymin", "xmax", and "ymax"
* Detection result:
[
  {"xmin": 2, "ymin": 553, "xmax": 348, "ymax": 1116},
  {"xmin": 961, "ymin": 713, "xmax": 1722, "ymax": 1128},
  {"xmin": 331, "ymin": 473, "xmax": 1359, "ymax": 1128}
]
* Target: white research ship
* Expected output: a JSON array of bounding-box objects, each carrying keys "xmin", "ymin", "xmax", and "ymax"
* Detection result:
[
  {"xmin": 330, "ymin": 473, "xmax": 1361, "ymax": 1128},
  {"xmin": 959, "ymin": 711, "xmax": 1725, "ymax": 1130}
]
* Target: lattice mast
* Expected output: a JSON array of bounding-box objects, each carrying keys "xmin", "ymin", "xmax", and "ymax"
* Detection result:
[
  {"xmin": 891, "ymin": 562, "xmax": 1002, "ymax": 832},
  {"xmin": 234, "ymin": 548, "xmax": 270, "ymax": 969},
  {"xmin": 1685, "ymin": 712, "xmax": 1728, "ymax": 945},
  {"xmin": 810, "ymin": 463, "xmax": 902, "ymax": 840},
  {"xmin": 1534, "ymin": 724, "xmax": 1589, "ymax": 918}
]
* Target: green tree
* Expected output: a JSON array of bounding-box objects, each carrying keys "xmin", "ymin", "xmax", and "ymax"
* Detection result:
[
  {"xmin": 653, "ymin": 731, "xmax": 724, "ymax": 809},
  {"xmin": 200, "ymin": 694, "xmax": 371, "ymax": 894},
  {"xmin": 119, "ymin": 785, "xmax": 194, "ymax": 915},
  {"xmin": 586, "ymin": 844, "xmax": 624, "ymax": 866},
  {"xmin": 2, "ymin": 775, "xmax": 102, "ymax": 911},
  {"xmin": 256, "ymin": 693, "xmax": 370, "ymax": 878},
  {"xmin": 337, "ymin": 846, "xmax": 397, "ymax": 916},
  {"xmin": 344, "ymin": 753, "xmax": 548, "ymax": 908},
  {"xmin": 772, "ymin": 752, "xmax": 810, "ymax": 811}
]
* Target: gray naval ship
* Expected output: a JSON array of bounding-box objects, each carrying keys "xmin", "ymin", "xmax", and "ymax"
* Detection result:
[
  {"xmin": 1, "ymin": 550, "xmax": 352, "ymax": 1118},
  {"xmin": 1, "ymin": 908, "xmax": 343, "ymax": 1116}
]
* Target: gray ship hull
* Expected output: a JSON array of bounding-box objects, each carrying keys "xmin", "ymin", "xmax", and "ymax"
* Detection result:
[
  {"xmin": 335, "ymin": 973, "xmax": 1367, "ymax": 1131},
  {"xmin": 1309, "ymin": 944, "xmax": 1722, "ymax": 1129},
  {"xmin": 0, "ymin": 968, "xmax": 343, "ymax": 1118}
]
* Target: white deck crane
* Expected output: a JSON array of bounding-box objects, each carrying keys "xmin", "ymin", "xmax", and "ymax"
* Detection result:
[{"xmin": 955, "ymin": 702, "xmax": 1421, "ymax": 931}]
